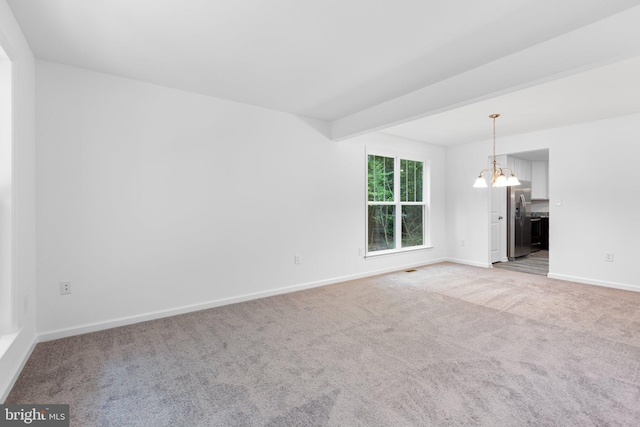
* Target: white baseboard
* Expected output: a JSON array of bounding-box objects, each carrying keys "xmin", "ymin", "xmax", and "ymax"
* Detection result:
[
  {"xmin": 547, "ymin": 273, "xmax": 640, "ymax": 293},
  {"xmin": 1, "ymin": 330, "xmax": 37, "ymax": 403},
  {"xmin": 38, "ymin": 258, "xmax": 448, "ymax": 342},
  {"xmin": 446, "ymin": 258, "xmax": 491, "ymax": 268}
]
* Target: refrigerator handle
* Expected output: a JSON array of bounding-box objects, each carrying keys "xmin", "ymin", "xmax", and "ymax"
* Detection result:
[{"xmin": 519, "ymin": 194, "xmax": 527, "ymax": 226}]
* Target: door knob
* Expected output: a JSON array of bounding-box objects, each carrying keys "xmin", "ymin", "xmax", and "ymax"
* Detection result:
[{"xmin": 499, "ymin": 216, "xmax": 504, "ymax": 220}]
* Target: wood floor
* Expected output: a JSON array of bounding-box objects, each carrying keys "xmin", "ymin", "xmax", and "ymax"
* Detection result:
[{"xmin": 493, "ymin": 249, "xmax": 549, "ymax": 275}]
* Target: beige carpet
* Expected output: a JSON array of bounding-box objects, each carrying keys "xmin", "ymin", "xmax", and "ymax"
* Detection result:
[{"xmin": 7, "ymin": 263, "xmax": 640, "ymax": 426}]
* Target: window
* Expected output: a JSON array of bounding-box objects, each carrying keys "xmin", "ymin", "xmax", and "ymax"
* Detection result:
[{"xmin": 367, "ymin": 151, "xmax": 429, "ymax": 255}]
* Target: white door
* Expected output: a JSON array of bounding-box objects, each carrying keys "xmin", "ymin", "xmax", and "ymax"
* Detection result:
[
  {"xmin": 490, "ymin": 156, "xmax": 508, "ymax": 263},
  {"xmin": 490, "ymin": 186, "xmax": 502, "ymax": 263}
]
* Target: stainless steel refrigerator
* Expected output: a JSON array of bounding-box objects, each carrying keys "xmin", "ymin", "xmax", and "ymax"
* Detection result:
[{"xmin": 507, "ymin": 181, "xmax": 531, "ymax": 259}]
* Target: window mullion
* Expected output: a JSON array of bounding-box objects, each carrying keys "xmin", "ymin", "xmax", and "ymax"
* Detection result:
[{"xmin": 395, "ymin": 156, "xmax": 402, "ymax": 249}]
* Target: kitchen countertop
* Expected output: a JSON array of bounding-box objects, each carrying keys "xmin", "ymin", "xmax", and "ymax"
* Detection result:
[{"xmin": 531, "ymin": 212, "xmax": 549, "ymax": 218}]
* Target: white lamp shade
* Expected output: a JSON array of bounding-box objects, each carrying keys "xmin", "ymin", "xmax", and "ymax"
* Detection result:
[
  {"xmin": 493, "ymin": 174, "xmax": 507, "ymax": 187},
  {"xmin": 473, "ymin": 177, "xmax": 488, "ymax": 188},
  {"xmin": 506, "ymin": 176, "xmax": 521, "ymax": 186}
]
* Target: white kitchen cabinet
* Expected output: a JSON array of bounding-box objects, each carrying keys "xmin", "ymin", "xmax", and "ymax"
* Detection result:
[
  {"xmin": 521, "ymin": 158, "xmax": 532, "ymax": 182},
  {"xmin": 507, "ymin": 156, "xmax": 514, "ymax": 174},
  {"xmin": 531, "ymin": 160, "xmax": 548, "ymax": 200},
  {"xmin": 506, "ymin": 156, "xmax": 531, "ymax": 182}
]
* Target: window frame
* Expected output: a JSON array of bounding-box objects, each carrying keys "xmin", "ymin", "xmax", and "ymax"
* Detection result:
[{"xmin": 365, "ymin": 147, "xmax": 431, "ymax": 257}]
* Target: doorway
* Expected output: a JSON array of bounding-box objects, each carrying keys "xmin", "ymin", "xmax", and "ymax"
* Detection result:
[{"xmin": 490, "ymin": 149, "xmax": 549, "ymax": 276}]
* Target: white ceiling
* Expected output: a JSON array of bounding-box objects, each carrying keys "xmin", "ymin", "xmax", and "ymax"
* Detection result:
[
  {"xmin": 382, "ymin": 56, "xmax": 640, "ymax": 145},
  {"xmin": 7, "ymin": 0, "xmax": 640, "ymax": 142}
]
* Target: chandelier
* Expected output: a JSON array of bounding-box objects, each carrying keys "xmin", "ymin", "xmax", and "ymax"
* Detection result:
[{"xmin": 473, "ymin": 114, "xmax": 520, "ymax": 188}]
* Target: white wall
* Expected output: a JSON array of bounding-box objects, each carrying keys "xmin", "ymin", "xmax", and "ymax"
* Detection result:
[
  {"xmin": 446, "ymin": 139, "xmax": 493, "ymax": 267},
  {"xmin": 447, "ymin": 114, "xmax": 640, "ymax": 290},
  {"xmin": 0, "ymin": 0, "xmax": 37, "ymax": 402},
  {"xmin": 36, "ymin": 60, "xmax": 447, "ymax": 338}
]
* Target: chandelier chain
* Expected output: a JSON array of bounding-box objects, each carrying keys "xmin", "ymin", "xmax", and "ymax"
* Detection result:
[{"xmin": 493, "ymin": 115, "xmax": 497, "ymax": 160}]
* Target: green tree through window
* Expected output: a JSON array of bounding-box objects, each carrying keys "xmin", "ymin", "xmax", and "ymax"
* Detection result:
[{"xmin": 367, "ymin": 153, "xmax": 426, "ymax": 253}]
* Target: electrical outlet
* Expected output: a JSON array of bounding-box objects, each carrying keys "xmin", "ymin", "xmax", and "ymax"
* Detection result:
[
  {"xmin": 60, "ymin": 281, "xmax": 72, "ymax": 295},
  {"xmin": 358, "ymin": 247, "xmax": 364, "ymax": 257},
  {"xmin": 461, "ymin": 240, "xmax": 465, "ymax": 247},
  {"xmin": 604, "ymin": 252, "xmax": 614, "ymax": 262},
  {"xmin": 555, "ymin": 197, "xmax": 562, "ymax": 206},
  {"xmin": 294, "ymin": 254, "xmax": 301, "ymax": 265}
]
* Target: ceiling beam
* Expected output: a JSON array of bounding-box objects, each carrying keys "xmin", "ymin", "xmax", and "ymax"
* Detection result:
[{"xmin": 331, "ymin": 7, "xmax": 640, "ymax": 141}]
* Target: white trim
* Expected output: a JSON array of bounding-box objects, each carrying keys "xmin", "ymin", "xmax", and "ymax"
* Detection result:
[
  {"xmin": 365, "ymin": 245, "xmax": 433, "ymax": 258},
  {"xmin": 547, "ymin": 273, "xmax": 640, "ymax": 293},
  {"xmin": 446, "ymin": 258, "xmax": 492, "ymax": 268},
  {"xmin": 38, "ymin": 258, "xmax": 449, "ymax": 342},
  {"xmin": 0, "ymin": 43, "xmax": 14, "ymax": 335},
  {"xmin": 365, "ymin": 147, "xmax": 430, "ymax": 255},
  {"xmin": 0, "ymin": 329, "xmax": 37, "ymax": 403}
]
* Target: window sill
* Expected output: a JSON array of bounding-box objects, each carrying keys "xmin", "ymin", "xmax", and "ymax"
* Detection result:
[{"xmin": 365, "ymin": 245, "xmax": 433, "ymax": 259}]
